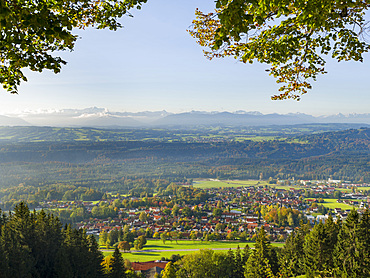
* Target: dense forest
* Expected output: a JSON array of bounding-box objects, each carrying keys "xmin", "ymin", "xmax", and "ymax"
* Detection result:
[{"xmin": 0, "ymin": 202, "xmax": 139, "ymax": 278}]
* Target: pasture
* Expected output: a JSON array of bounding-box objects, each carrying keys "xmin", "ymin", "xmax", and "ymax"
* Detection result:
[
  {"xmin": 193, "ymin": 179, "xmax": 268, "ymax": 189},
  {"xmin": 320, "ymin": 199, "xmax": 355, "ymax": 210},
  {"xmin": 193, "ymin": 179, "xmax": 311, "ymax": 190},
  {"xmin": 102, "ymin": 240, "xmax": 285, "ymax": 261}
]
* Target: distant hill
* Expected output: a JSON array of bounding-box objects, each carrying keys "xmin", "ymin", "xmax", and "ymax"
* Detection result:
[
  {"xmin": 75, "ymin": 114, "xmax": 143, "ymax": 127},
  {"xmin": 0, "ymin": 127, "xmax": 368, "ymax": 163},
  {"xmin": 0, "ymin": 127, "xmax": 367, "ymax": 184},
  {"xmin": 151, "ymin": 111, "xmax": 318, "ymax": 126},
  {"xmin": 2, "ymin": 108, "xmax": 370, "ymax": 127},
  {"xmin": 0, "ymin": 124, "xmax": 369, "ymax": 143},
  {"xmin": 0, "ymin": 115, "xmax": 30, "ymax": 126}
]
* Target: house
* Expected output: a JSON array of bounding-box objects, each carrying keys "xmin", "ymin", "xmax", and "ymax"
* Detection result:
[
  {"xmin": 145, "ymin": 266, "xmax": 165, "ymax": 278},
  {"xmin": 316, "ymin": 215, "xmax": 329, "ymax": 223},
  {"xmin": 306, "ymin": 215, "xmax": 315, "ymax": 224},
  {"xmin": 131, "ymin": 261, "xmax": 168, "ymax": 277}
]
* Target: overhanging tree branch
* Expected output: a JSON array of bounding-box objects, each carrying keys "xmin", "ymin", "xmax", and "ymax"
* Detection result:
[{"xmin": 189, "ymin": 0, "xmax": 370, "ymax": 100}]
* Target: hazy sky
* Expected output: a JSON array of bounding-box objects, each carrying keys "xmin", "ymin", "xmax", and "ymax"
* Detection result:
[{"xmin": 0, "ymin": 0, "xmax": 369, "ymax": 116}]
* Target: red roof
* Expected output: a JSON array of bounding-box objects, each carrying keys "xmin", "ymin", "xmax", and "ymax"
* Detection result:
[{"xmin": 131, "ymin": 261, "xmax": 168, "ymax": 271}]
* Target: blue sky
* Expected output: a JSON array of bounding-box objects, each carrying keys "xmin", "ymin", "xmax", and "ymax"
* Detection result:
[{"xmin": 0, "ymin": 0, "xmax": 369, "ymax": 116}]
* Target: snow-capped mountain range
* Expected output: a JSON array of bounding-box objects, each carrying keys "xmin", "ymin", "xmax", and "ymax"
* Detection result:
[{"xmin": 0, "ymin": 107, "xmax": 369, "ymax": 127}]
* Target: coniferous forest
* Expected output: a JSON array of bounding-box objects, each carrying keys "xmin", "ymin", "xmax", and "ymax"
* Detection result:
[{"xmin": 0, "ymin": 202, "xmax": 133, "ymax": 278}]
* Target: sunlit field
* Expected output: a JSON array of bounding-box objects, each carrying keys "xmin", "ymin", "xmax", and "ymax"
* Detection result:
[{"xmin": 102, "ymin": 240, "xmax": 285, "ymax": 261}]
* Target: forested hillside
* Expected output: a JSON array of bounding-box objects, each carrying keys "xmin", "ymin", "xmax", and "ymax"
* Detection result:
[
  {"xmin": 0, "ymin": 127, "xmax": 368, "ymax": 204},
  {"xmin": 0, "ymin": 123, "xmax": 367, "ymax": 142}
]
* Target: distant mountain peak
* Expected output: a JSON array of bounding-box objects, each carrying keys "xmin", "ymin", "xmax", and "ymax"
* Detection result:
[{"xmin": 1, "ymin": 108, "xmax": 369, "ymax": 127}]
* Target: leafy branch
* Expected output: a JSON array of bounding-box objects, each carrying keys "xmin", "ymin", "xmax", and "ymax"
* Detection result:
[{"xmin": 189, "ymin": 0, "xmax": 370, "ymax": 100}]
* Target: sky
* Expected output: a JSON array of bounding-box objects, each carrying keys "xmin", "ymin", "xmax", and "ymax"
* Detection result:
[{"xmin": 0, "ymin": 0, "xmax": 369, "ymax": 116}]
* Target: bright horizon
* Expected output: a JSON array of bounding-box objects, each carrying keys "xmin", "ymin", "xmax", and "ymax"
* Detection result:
[
  {"xmin": 0, "ymin": 0, "xmax": 369, "ymax": 117},
  {"xmin": 1, "ymin": 107, "xmax": 369, "ymax": 117}
]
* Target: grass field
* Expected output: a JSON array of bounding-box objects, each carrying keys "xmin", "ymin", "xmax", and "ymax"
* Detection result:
[
  {"xmin": 233, "ymin": 136, "xmax": 278, "ymax": 142},
  {"xmin": 103, "ymin": 250, "xmax": 196, "ymax": 262},
  {"xmin": 193, "ymin": 180, "xmax": 243, "ymax": 188},
  {"xmin": 337, "ymin": 187, "xmax": 370, "ymax": 193},
  {"xmin": 226, "ymin": 180, "xmax": 269, "ymax": 186},
  {"xmin": 337, "ymin": 188, "xmax": 352, "ymax": 192},
  {"xmin": 193, "ymin": 179, "xmax": 310, "ymax": 190},
  {"xmin": 102, "ymin": 240, "xmax": 285, "ymax": 261},
  {"xmin": 320, "ymin": 199, "xmax": 355, "ymax": 210},
  {"xmin": 268, "ymin": 185, "xmax": 306, "ymax": 190},
  {"xmin": 357, "ymin": 186, "xmax": 370, "ymax": 191},
  {"xmin": 193, "ymin": 179, "xmax": 268, "ymax": 189}
]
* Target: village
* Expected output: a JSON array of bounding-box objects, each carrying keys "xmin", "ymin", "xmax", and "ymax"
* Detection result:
[{"xmin": 38, "ymin": 179, "xmax": 370, "ymax": 244}]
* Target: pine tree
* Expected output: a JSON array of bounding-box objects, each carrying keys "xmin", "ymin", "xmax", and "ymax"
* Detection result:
[
  {"xmin": 280, "ymin": 225, "xmax": 306, "ymax": 276},
  {"xmin": 110, "ymin": 246, "xmax": 126, "ymax": 278},
  {"xmin": 241, "ymin": 244, "xmax": 251, "ymax": 265},
  {"xmin": 245, "ymin": 251, "xmax": 275, "ymax": 278},
  {"xmin": 303, "ymin": 221, "xmax": 327, "ymax": 277},
  {"xmin": 357, "ymin": 209, "xmax": 370, "ymax": 277},
  {"xmin": 0, "ymin": 208, "xmax": 7, "ymax": 275},
  {"xmin": 245, "ymin": 227, "xmax": 279, "ymax": 278},
  {"xmin": 60, "ymin": 224, "xmax": 106, "ymax": 277},
  {"xmin": 6, "ymin": 202, "xmax": 36, "ymax": 278},
  {"xmin": 334, "ymin": 208, "xmax": 362, "ymax": 277},
  {"xmin": 322, "ymin": 214, "xmax": 340, "ymax": 270},
  {"xmin": 225, "ymin": 249, "xmax": 236, "ymax": 278},
  {"xmin": 234, "ymin": 246, "xmax": 245, "ymax": 278},
  {"xmin": 32, "ymin": 210, "xmax": 63, "ymax": 278},
  {"xmin": 86, "ymin": 235, "xmax": 105, "ymax": 278}
]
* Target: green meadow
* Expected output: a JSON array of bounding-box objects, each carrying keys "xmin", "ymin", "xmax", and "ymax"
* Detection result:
[
  {"xmin": 193, "ymin": 179, "xmax": 268, "ymax": 189},
  {"xmin": 337, "ymin": 187, "xmax": 370, "ymax": 193},
  {"xmin": 102, "ymin": 240, "xmax": 285, "ymax": 261},
  {"xmin": 104, "ymin": 250, "xmax": 195, "ymax": 262},
  {"xmin": 321, "ymin": 198, "xmax": 356, "ymax": 210},
  {"xmin": 268, "ymin": 185, "xmax": 306, "ymax": 190},
  {"xmin": 336, "ymin": 188, "xmax": 352, "ymax": 193},
  {"xmin": 193, "ymin": 179, "xmax": 311, "ymax": 190},
  {"xmin": 357, "ymin": 186, "xmax": 370, "ymax": 191},
  {"xmin": 305, "ymin": 198, "xmax": 355, "ymax": 210}
]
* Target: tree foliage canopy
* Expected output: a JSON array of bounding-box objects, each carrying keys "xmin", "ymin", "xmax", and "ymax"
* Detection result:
[
  {"xmin": 189, "ymin": 0, "xmax": 370, "ymax": 100},
  {"xmin": 0, "ymin": 0, "xmax": 147, "ymax": 93}
]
